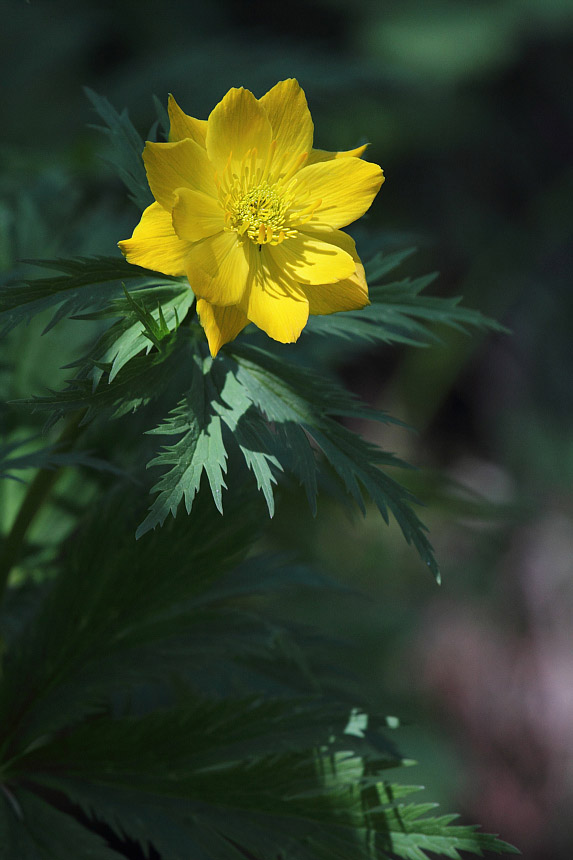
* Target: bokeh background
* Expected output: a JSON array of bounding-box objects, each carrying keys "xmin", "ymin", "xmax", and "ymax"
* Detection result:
[{"xmin": 2, "ymin": 1, "xmax": 573, "ymax": 857}]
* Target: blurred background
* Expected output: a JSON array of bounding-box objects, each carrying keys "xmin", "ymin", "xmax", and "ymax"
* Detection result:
[{"xmin": 2, "ymin": 0, "xmax": 573, "ymax": 857}]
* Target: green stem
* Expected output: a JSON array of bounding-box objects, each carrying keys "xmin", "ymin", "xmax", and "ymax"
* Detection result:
[{"xmin": 0, "ymin": 410, "xmax": 86, "ymax": 605}]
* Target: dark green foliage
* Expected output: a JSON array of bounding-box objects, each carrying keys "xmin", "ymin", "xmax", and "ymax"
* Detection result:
[
  {"xmin": 306, "ymin": 263, "xmax": 508, "ymax": 347},
  {"xmin": 0, "ymin": 435, "xmax": 124, "ymax": 482},
  {"xmin": 0, "ymin": 257, "xmax": 182, "ymax": 335},
  {"xmin": 0, "ymin": 789, "xmax": 119, "ymax": 859},
  {"xmin": 84, "ymin": 88, "xmax": 153, "ymax": 212},
  {"xmin": 5, "ymin": 250, "xmax": 462, "ymax": 576},
  {"xmin": 0, "ymin": 87, "xmax": 519, "ymax": 860},
  {"xmin": 0, "ymin": 492, "xmax": 516, "ymax": 860},
  {"xmin": 3, "ymin": 241, "xmax": 506, "ymax": 578}
]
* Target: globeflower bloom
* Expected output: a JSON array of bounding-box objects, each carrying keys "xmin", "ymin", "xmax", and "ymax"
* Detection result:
[{"xmin": 119, "ymin": 79, "xmax": 384, "ymax": 356}]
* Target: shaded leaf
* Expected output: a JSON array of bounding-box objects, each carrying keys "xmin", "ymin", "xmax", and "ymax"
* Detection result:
[
  {"xmin": 0, "ymin": 256, "xmax": 180, "ymax": 334},
  {"xmin": 85, "ymin": 87, "xmax": 152, "ymax": 211},
  {"xmin": 0, "ymin": 788, "xmax": 119, "ymax": 859}
]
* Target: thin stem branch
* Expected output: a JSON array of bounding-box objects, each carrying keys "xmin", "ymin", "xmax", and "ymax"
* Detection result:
[{"xmin": 0, "ymin": 410, "xmax": 86, "ymax": 605}]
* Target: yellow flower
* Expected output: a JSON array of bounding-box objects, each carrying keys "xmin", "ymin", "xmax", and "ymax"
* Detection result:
[{"xmin": 119, "ymin": 79, "xmax": 384, "ymax": 356}]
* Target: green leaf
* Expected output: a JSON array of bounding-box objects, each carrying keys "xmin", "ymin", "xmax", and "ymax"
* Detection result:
[
  {"xmin": 0, "ymin": 486, "xmax": 296, "ymax": 745},
  {"xmin": 11, "ymin": 703, "xmax": 516, "ymax": 860},
  {"xmin": 370, "ymin": 786, "xmax": 520, "ymax": 859},
  {"xmin": 304, "ymin": 250, "xmax": 507, "ymax": 348},
  {"xmin": 0, "ymin": 787, "xmax": 119, "ymax": 859},
  {"xmin": 137, "ymin": 352, "xmax": 230, "ymax": 535},
  {"xmin": 0, "ymin": 256, "xmax": 180, "ymax": 334},
  {"xmin": 84, "ymin": 87, "xmax": 152, "ymax": 211},
  {"xmin": 14, "ymin": 700, "xmax": 396, "ymax": 860},
  {"xmin": 135, "ymin": 340, "xmax": 437, "ymax": 576},
  {"xmin": 229, "ymin": 344, "xmax": 439, "ymax": 580},
  {"xmin": 0, "ymin": 435, "xmax": 124, "ymax": 482},
  {"xmin": 137, "ymin": 348, "xmax": 282, "ymax": 537},
  {"xmin": 77, "ymin": 282, "xmax": 193, "ymax": 385},
  {"xmin": 23, "ymin": 327, "xmax": 194, "ymax": 425}
]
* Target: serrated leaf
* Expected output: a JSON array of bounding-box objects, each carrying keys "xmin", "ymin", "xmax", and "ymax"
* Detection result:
[
  {"xmin": 372, "ymin": 787, "xmax": 519, "ymax": 859},
  {"xmin": 0, "ymin": 485, "xmax": 265, "ymax": 746},
  {"xmin": 23, "ymin": 328, "xmax": 194, "ymax": 425},
  {"xmin": 78, "ymin": 282, "xmax": 193, "ymax": 385},
  {"xmin": 138, "ymin": 348, "xmax": 283, "ymax": 536},
  {"xmin": 137, "ymin": 354, "xmax": 229, "ymax": 536},
  {"xmin": 12, "ymin": 705, "xmax": 516, "ymax": 860},
  {"xmin": 84, "ymin": 87, "xmax": 152, "ymax": 211},
  {"xmin": 0, "ymin": 788, "xmax": 119, "ymax": 859},
  {"xmin": 305, "ymin": 270, "xmax": 506, "ymax": 348},
  {"xmin": 229, "ymin": 344, "xmax": 439, "ymax": 579},
  {"xmin": 364, "ymin": 247, "xmax": 418, "ymax": 281},
  {"xmin": 0, "ymin": 435, "xmax": 124, "ymax": 482},
  {"xmin": 0, "ymin": 256, "xmax": 180, "ymax": 334}
]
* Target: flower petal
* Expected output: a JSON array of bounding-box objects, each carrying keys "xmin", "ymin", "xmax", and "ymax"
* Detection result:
[
  {"xmin": 143, "ymin": 139, "xmax": 217, "ymax": 210},
  {"xmin": 172, "ymin": 187, "xmax": 225, "ymax": 242},
  {"xmin": 294, "ymin": 229, "xmax": 368, "ymax": 314},
  {"xmin": 206, "ymin": 87, "xmax": 272, "ymax": 175},
  {"xmin": 196, "ymin": 298, "xmax": 249, "ymax": 356},
  {"xmin": 303, "ymin": 271, "xmax": 368, "ymax": 314},
  {"xmin": 168, "ymin": 94, "xmax": 208, "ymax": 146},
  {"xmin": 307, "ymin": 144, "xmax": 368, "ymax": 165},
  {"xmin": 291, "ymin": 157, "xmax": 384, "ymax": 230},
  {"xmin": 259, "ymin": 79, "xmax": 313, "ymax": 175},
  {"xmin": 242, "ymin": 246, "xmax": 309, "ymax": 343},
  {"xmin": 185, "ymin": 232, "xmax": 250, "ymax": 305},
  {"xmin": 118, "ymin": 202, "xmax": 191, "ymax": 276},
  {"xmin": 269, "ymin": 233, "xmax": 355, "ymax": 285}
]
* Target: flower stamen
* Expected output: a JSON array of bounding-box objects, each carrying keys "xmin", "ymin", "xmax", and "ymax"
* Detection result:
[{"xmin": 219, "ymin": 147, "xmax": 320, "ymax": 246}]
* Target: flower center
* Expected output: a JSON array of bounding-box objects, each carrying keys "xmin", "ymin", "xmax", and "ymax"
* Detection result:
[
  {"xmin": 216, "ymin": 144, "xmax": 322, "ymax": 247},
  {"xmin": 230, "ymin": 184, "xmax": 288, "ymax": 245}
]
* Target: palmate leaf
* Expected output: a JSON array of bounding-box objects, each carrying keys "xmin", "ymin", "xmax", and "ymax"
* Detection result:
[
  {"xmin": 84, "ymin": 87, "xmax": 152, "ymax": 211},
  {"xmin": 139, "ymin": 342, "xmax": 439, "ymax": 578},
  {"xmin": 0, "ymin": 482, "xmax": 349, "ymax": 749},
  {"xmin": 0, "ymin": 435, "xmax": 124, "ymax": 482},
  {"xmin": 0, "ymin": 483, "xmax": 264, "ymax": 746},
  {"xmin": 0, "ymin": 787, "xmax": 119, "ymax": 859},
  {"xmin": 136, "ymin": 346, "xmax": 284, "ymax": 537},
  {"xmin": 376, "ymin": 788, "xmax": 520, "ymax": 860},
  {"xmin": 0, "ymin": 491, "xmax": 517, "ymax": 860},
  {"xmin": 0, "ymin": 256, "xmax": 182, "ymax": 335},
  {"xmin": 8, "ymin": 698, "xmax": 516, "ymax": 860},
  {"xmin": 24, "ymin": 327, "xmax": 196, "ymax": 425},
  {"xmin": 304, "ymin": 248, "xmax": 507, "ymax": 347},
  {"xmin": 232, "ymin": 345, "xmax": 439, "ymax": 579},
  {"xmin": 74, "ymin": 282, "xmax": 193, "ymax": 385}
]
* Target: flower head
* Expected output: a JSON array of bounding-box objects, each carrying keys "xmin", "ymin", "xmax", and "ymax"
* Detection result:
[{"xmin": 119, "ymin": 80, "xmax": 384, "ymax": 355}]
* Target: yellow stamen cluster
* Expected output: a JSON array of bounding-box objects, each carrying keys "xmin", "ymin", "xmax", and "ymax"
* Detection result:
[
  {"xmin": 217, "ymin": 143, "xmax": 321, "ymax": 246},
  {"xmin": 230, "ymin": 184, "xmax": 288, "ymax": 245}
]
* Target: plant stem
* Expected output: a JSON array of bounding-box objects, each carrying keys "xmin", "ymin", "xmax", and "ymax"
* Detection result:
[{"xmin": 0, "ymin": 410, "xmax": 86, "ymax": 605}]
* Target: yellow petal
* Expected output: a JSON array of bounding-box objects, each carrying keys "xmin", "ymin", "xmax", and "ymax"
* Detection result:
[
  {"xmin": 143, "ymin": 139, "xmax": 217, "ymax": 211},
  {"xmin": 303, "ymin": 273, "xmax": 368, "ymax": 314},
  {"xmin": 206, "ymin": 87, "xmax": 272, "ymax": 175},
  {"xmin": 185, "ymin": 231, "xmax": 250, "ymax": 305},
  {"xmin": 118, "ymin": 202, "xmax": 191, "ymax": 276},
  {"xmin": 291, "ymin": 157, "xmax": 384, "ymax": 230},
  {"xmin": 168, "ymin": 94, "xmax": 208, "ymax": 146},
  {"xmin": 307, "ymin": 143, "xmax": 368, "ymax": 165},
  {"xmin": 242, "ymin": 246, "xmax": 309, "ymax": 343},
  {"xmin": 269, "ymin": 232, "xmax": 355, "ymax": 285},
  {"xmin": 172, "ymin": 187, "xmax": 225, "ymax": 242},
  {"xmin": 259, "ymin": 79, "xmax": 313, "ymax": 175},
  {"xmin": 294, "ymin": 228, "xmax": 368, "ymax": 314},
  {"xmin": 196, "ymin": 298, "xmax": 249, "ymax": 356}
]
